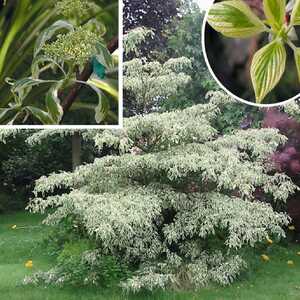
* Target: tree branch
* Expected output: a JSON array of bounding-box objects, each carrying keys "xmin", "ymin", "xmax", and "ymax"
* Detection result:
[{"xmin": 60, "ymin": 36, "xmax": 118, "ymax": 117}]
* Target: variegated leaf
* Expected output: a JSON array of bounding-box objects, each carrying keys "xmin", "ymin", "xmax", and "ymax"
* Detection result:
[
  {"xmin": 250, "ymin": 39, "xmax": 286, "ymax": 103},
  {"xmin": 291, "ymin": 0, "xmax": 300, "ymax": 25},
  {"xmin": 45, "ymin": 84, "xmax": 63, "ymax": 124},
  {"xmin": 294, "ymin": 47, "xmax": 300, "ymax": 82},
  {"xmin": 25, "ymin": 106, "xmax": 56, "ymax": 125},
  {"xmin": 263, "ymin": 0, "xmax": 286, "ymax": 31},
  {"xmin": 207, "ymin": 0, "xmax": 267, "ymax": 38}
]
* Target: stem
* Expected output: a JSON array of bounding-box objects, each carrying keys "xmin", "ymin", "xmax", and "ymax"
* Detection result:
[
  {"xmin": 38, "ymin": 64, "xmax": 53, "ymax": 74},
  {"xmin": 286, "ymin": 24, "xmax": 294, "ymax": 34},
  {"xmin": 264, "ymin": 26, "xmax": 272, "ymax": 34},
  {"xmin": 72, "ymin": 131, "xmax": 81, "ymax": 170},
  {"xmin": 66, "ymin": 62, "xmax": 75, "ymax": 78},
  {"xmin": 108, "ymin": 111, "xmax": 118, "ymax": 122},
  {"xmin": 287, "ymin": 39, "xmax": 297, "ymax": 51},
  {"xmin": 60, "ymin": 36, "xmax": 118, "ymax": 117},
  {"xmin": 39, "ymin": 62, "xmax": 67, "ymax": 78},
  {"xmin": 277, "ymin": 26, "xmax": 285, "ymax": 37}
]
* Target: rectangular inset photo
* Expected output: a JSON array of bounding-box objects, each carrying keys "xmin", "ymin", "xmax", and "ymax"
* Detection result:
[{"xmin": 0, "ymin": 0, "xmax": 121, "ymax": 127}]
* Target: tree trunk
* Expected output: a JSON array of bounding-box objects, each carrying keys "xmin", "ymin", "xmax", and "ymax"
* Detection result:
[{"xmin": 72, "ymin": 131, "xmax": 81, "ymax": 171}]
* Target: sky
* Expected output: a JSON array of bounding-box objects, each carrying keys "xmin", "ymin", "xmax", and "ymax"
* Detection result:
[{"xmin": 197, "ymin": 0, "xmax": 214, "ymax": 10}]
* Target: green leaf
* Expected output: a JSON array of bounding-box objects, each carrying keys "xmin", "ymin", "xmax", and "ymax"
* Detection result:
[
  {"xmin": 95, "ymin": 42, "xmax": 113, "ymax": 69},
  {"xmin": 34, "ymin": 20, "xmax": 74, "ymax": 58},
  {"xmin": 0, "ymin": 107, "xmax": 21, "ymax": 125},
  {"xmin": 250, "ymin": 39, "xmax": 286, "ymax": 103},
  {"xmin": 0, "ymin": 0, "xmax": 30, "ymax": 77},
  {"xmin": 45, "ymin": 84, "xmax": 63, "ymax": 124},
  {"xmin": 294, "ymin": 48, "xmax": 300, "ymax": 83},
  {"xmin": 25, "ymin": 106, "xmax": 55, "ymax": 125},
  {"xmin": 291, "ymin": 0, "xmax": 300, "ymax": 25},
  {"xmin": 263, "ymin": 0, "xmax": 286, "ymax": 31},
  {"xmin": 207, "ymin": 0, "xmax": 267, "ymax": 38}
]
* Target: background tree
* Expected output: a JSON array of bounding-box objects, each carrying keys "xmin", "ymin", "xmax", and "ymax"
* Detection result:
[
  {"xmin": 123, "ymin": 0, "xmax": 178, "ymax": 56},
  {"xmin": 123, "ymin": 27, "xmax": 192, "ymax": 116},
  {"xmin": 0, "ymin": 128, "xmax": 99, "ymax": 212},
  {"xmin": 260, "ymin": 101, "xmax": 300, "ymax": 237},
  {"xmin": 162, "ymin": 1, "xmax": 217, "ymax": 110},
  {"xmin": 122, "ymin": 0, "xmax": 262, "ymax": 127}
]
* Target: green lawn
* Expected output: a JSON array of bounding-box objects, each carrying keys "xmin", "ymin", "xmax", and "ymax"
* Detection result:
[{"xmin": 1, "ymin": 212, "xmax": 300, "ymax": 300}]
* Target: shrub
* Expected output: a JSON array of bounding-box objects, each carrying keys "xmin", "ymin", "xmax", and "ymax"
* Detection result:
[
  {"xmin": 207, "ymin": 92, "xmax": 263, "ymax": 134},
  {"xmin": 56, "ymin": 240, "xmax": 129, "ymax": 286},
  {"xmin": 25, "ymin": 238, "xmax": 131, "ymax": 287},
  {"xmin": 27, "ymin": 92, "xmax": 297, "ymax": 291},
  {"xmin": 0, "ymin": 191, "xmax": 9, "ymax": 213}
]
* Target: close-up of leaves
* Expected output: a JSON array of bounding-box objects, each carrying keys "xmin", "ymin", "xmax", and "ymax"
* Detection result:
[
  {"xmin": 0, "ymin": 0, "xmax": 119, "ymax": 125},
  {"xmin": 206, "ymin": 0, "xmax": 300, "ymax": 104}
]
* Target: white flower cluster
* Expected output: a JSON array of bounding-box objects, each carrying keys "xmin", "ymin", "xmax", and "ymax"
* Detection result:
[
  {"xmin": 43, "ymin": 27, "xmax": 99, "ymax": 65},
  {"xmin": 55, "ymin": 0, "xmax": 90, "ymax": 18}
]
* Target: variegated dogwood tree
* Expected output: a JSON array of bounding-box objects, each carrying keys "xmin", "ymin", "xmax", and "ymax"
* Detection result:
[{"xmin": 23, "ymin": 92, "xmax": 297, "ymax": 291}]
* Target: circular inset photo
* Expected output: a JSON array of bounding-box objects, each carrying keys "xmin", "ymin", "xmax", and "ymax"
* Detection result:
[{"xmin": 202, "ymin": 0, "xmax": 300, "ymax": 106}]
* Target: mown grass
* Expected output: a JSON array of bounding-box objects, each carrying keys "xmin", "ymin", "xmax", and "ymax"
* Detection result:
[{"xmin": 1, "ymin": 212, "xmax": 300, "ymax": 300}]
